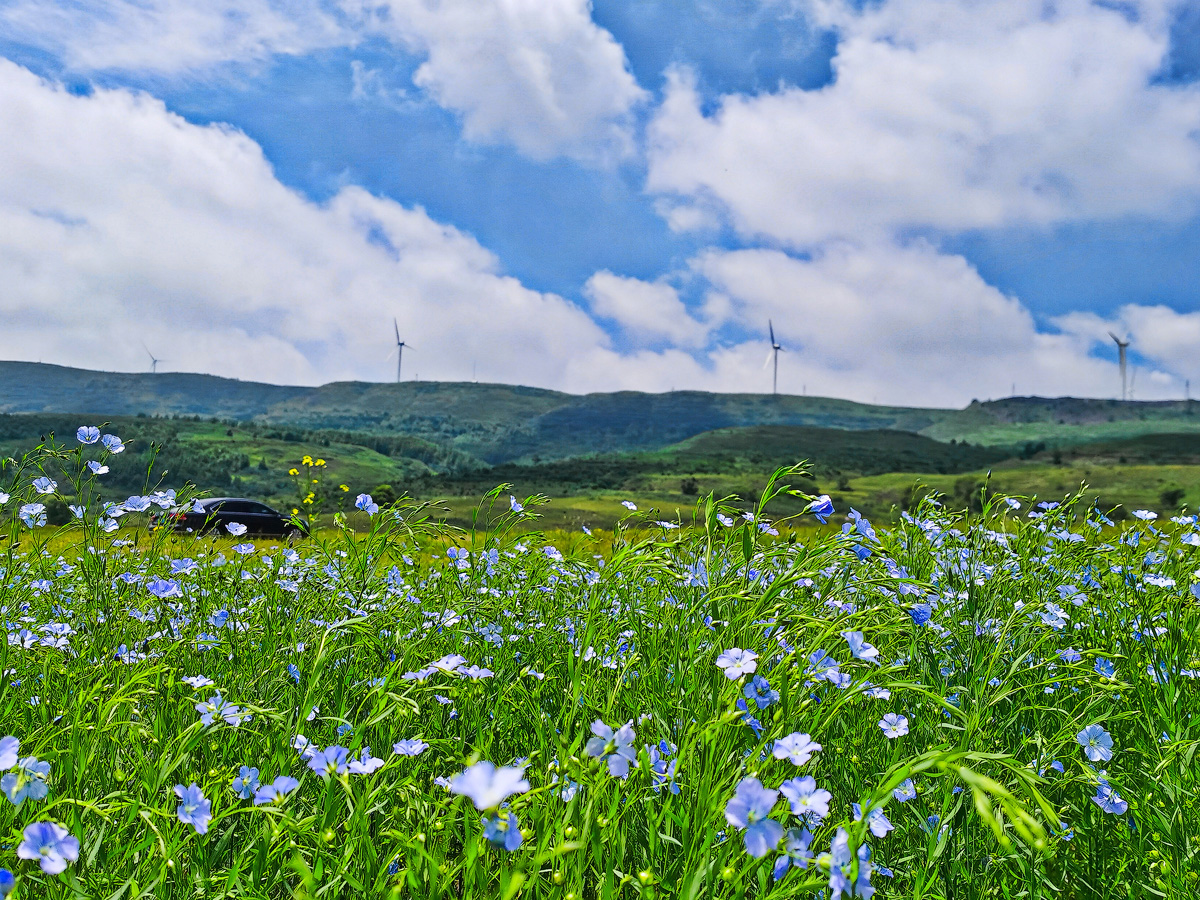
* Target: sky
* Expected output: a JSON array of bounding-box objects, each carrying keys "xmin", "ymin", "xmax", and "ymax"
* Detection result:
[{"xmin": 2, "ymin": 0, "xmax": 1200, "ymax": 407}]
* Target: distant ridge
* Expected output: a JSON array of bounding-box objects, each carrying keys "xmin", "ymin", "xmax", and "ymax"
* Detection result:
[
  {"xmin": 0, "ymin": 361, "xmax": 951, "ymax": 462},
  {"xmin": 3, "ymin": 361, "xmax": 1199, "ymax": 462},
  {"xmin": 0, "ymin": 361, "xmax": 308, "ymax": 417}
]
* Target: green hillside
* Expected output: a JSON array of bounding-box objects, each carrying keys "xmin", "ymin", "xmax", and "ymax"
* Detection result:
[
  {"xmin": 3, "ymin": 361, "xmax": 1200, "ymax": 471},
  {"xmin": 925, "ymin": 395, "xmax": 1200, "ymax": 446},
  {"xmin": 0, "ymin": 362, "xmax": 957, "ymax": 462},
  {"xmin": 659, "ymin": 424, "xmax": 1005, "ymax": 472},
  {"xmin": 0, "ymin": 361, "xmax": 307, "ymax": 417}
]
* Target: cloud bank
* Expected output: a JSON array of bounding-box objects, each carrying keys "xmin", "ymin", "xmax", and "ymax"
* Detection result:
[
  {"xmin": 0, "ymin": 0, "xmax": 645, "ymax": 162},
  {"xmin": 2, "ymin": 1, "xmax": 1200, "ymax": 404},
  {"xmin": 0, "ymin": 60, "xmax": 612, "ymax": 387}
]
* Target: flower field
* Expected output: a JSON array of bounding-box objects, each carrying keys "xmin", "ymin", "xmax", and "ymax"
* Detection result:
[{"xmin": 0, "ymin": 430, "xmax": 1197, "ymax": 898}]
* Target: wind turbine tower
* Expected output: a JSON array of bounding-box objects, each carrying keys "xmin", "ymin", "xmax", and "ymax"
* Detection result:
[
  {"xmin": 1109, "ymin": 332, "xmax": 1130, "ymax": 401},
  {"xmin": 765, "ymin": 320, "xmax": 784, "ymax": 395},
  {"xmin": 142, "ymin": 342, "xmax": 163, "ymax": 375},
  {"xmin": 392, "ymin": 319, "xmax": 410, "ymax": 383}
]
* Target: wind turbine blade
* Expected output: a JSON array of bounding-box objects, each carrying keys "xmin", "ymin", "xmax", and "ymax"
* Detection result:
[
  {"xmin": 763, "ymin": 350, "xmax": 774, "ymax": 369},
  {"xmin": 769, "ymin": 320, "xmax": 775, "ymax": 345},
  {"xmin": 394, "ymin": 318, "xmax": 400, "ymax": 344},
  {"xmin": 1107, "ymin": 331, "xmax": 1120, "ymax": 343}
]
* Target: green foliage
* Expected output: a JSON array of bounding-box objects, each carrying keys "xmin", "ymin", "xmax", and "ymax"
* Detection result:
[{"xmin": 0, "ymin": 447, "xmax": 1197, "ymax": 898}]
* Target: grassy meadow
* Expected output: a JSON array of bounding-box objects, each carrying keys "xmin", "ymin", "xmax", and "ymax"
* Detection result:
[{"xmin": 0, "ymin": 430, "xmax": 1197, "ymax": 898}]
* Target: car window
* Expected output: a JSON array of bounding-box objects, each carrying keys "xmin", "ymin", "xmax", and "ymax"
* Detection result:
[
  {"xmin": 219, "ymin": 501, "xmax": 251, "ymax": 513},
  {"xmin": 246, "ymin": 503, "xmax": 276, "ymax": 515}
]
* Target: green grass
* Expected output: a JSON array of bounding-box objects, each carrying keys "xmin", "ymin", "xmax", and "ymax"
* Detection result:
[
  {"xmin": 832, "ymin": 463, "xmax": 1200, "ymax": 523},
  {"xmin": 0, "ymin": 446, "xmax": 1197, "ymax": 898}
]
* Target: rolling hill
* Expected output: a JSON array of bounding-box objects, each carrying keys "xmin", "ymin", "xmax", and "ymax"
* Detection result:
[
  {"xmin": 0, "ymin": 361, "xmax": 953, "ymax": 461},
  {"xmin": 3, "ymin": 361, "xmax": 1199, "ymax": 464}
]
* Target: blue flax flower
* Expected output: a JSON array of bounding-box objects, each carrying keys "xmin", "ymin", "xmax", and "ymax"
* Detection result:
[
  {"xmin": 647, "ymin": 742, "xmax": 679, "ymax": 794},
  {"xmin": 482, "ymin": 808, "xmax": 523, "ymax": 851},
  {"xmin": 308, "ymin": 746, "xmax": 350, "ymax": 778},
  {"xmin": 1092, "ymin": 778, "xmax": 1128, "ymax": 815},
  {"xmin": 253, "ymin": 776, "xmax": 300, "ymax": 805},
  {"xmin": 585, "ymin": 720, "xmax": 638, "ymax": 778},
  {"xmin": 0, "ymin": 868, "xmax": 13, "ymax": 897},
  {"xmin": 842, "ymin": 631, "xmax": 880, "ymax": 664},
  {"xmin": 744, "ymin": 674, "xmax": 780, "ymax": 709},
  {"xmin": 174, "ymin": 784, "xmax": 211, "ymax": 834},
  {"xmin": 780, "ymin": 776, "xmax": 832, "ymax": 822},
  {"xmin": 449, "ymin": 762, "xmax": 530, "ymax": 810},
  {"xmin": 0, "ymin": 736, "xmax": 18, "ymax": 769},
  {"xmin": 232, "ymin": 766, "xmax": 260, "ymax": 799},
  {"xmin": 715, "ymin": 648, "xmax": 758, "ymax": 679},
  {"xmin": 773, "ymin": 828, "xmax": 813, "ymax": 880},
  {"xmin": 853, "ymin": 801, "xmax": 894, "ymax": 837},
  {"xmin": 393, "ymin": 739, "xmax": 430, "ymax": 756},
  {"xmin": 17, "ymin": 822, "xmax": 79, "ymax": 874},
  {"xmin": 195, "ymin": 693, "xmax": 244, "ymax": 727},
  {"xmin": 772, "ymin": 732, "xmax": 821, "ymax": 766},
  {"xmin": 348, "ymin": 748, "xmax": 384, "ymax": 775},
  {"xmin": 147, "ymin": 579, "xmax": 182, "ymax": 599},
  {"xmin": 76, "ymin": 425, "xmax": 100, "ymax": 444},
  {"xmin": 808, "ymin": 495, "xmax": 834, "ymax": 523},
  {"xmin": 1077, "ymin": 724, "xmax": 1114, "ymax": 762},
  {"xmin": 2, "ymin": 757, "xmax": 50, "ymax": 806},
  {"xmin": 827, "ymin": 828, "xmax": 873, "ymax": 900},
  {"xmin": 879, "ymin": 713, "xmax": 909, "ymax": 738},
  {"xmin": 725, "ymin": 777, "xmax": 783, "ymax": 858}
]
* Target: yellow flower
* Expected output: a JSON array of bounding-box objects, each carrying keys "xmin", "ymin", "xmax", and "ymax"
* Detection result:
[
  {"xmin": 339, "ymin": 484, "xmax": 349, "ymax": 492},
  {"xmin": 288, "ymin": 468, "xmax": 299, "ymax": 476},
  {"xmin": 316, "ymin": 458, "xmax": 326, "ymax": 467},
  {"xmin": 312, "ymin": 479, "xmax": 319, "ymax": 484},
  {"xmin": 302, "ymin": 455, "xmax": 313, "ymax": 465},
  {"xmin": 292, "ymin": 508, "xmax": 300, "ymax": 515}
]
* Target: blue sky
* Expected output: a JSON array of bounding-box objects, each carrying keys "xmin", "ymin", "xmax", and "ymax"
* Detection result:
[{"xmin": 2, "ymin": 0, "xmax": 1200, "ymax": 404}]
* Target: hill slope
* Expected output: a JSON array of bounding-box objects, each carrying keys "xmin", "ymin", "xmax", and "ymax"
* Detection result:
[
  {"xmin": 6, "ymin": 361, "xmax": 1200, "ymax": 463},
  {"xmin": 925, "ymin": 396, "xmax": 1200, "ymax": 445},
  {"xmin": 0, "ymin": 362, "xmax": 952, "ymax": 461}
]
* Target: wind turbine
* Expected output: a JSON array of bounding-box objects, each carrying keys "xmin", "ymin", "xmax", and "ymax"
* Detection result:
[
  {"xmin": 1108, "ymin": 332, "xmax": 1130, "ymax": 401},
  {"xmin": 142, "ymin": 342, "xmax": 163, "ymax": 375},
  {"xmin": 390, "ymin": 319, "xmax": 411, "ymax": 383},
  {"xmin": 764, "ymin": 320, "xmax": 784, "ymax": 395}
]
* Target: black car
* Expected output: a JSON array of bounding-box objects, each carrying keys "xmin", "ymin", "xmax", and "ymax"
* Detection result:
[{"xmin": 159, "ymin": 498, "xmax": 308, "ymax": 540}]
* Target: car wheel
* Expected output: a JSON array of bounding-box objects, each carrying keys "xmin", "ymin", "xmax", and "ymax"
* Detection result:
[{"xmin": 284, "ymin": 527, "xmax": 304, "ymax": 545}]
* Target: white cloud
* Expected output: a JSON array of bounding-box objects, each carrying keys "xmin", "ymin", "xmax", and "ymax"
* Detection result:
[
  {"xmin": 0, "ymin": 55, "xmax": 1177, "ymax": 406},
  {"xmin": 648, "ymin": 0, "xmax": 1200, "ymax": 245},
  {"xmin": 583, "ymin": 271, "xmax": 709, "ymax": 347},
  {"xmin": 0, "ymin": 60, "xmax": 611, "ymax": 387},
  {"xmin": 1054, "ymin": 303, "xmax": 1200, "ymax": 388},
  {"xmin": 0, "ymin": 0, "xmax": 345, "ymax": 74},
  {"xmin": 685, "ymin": 240, "xmax": 1135, "ymax": 405},
  {"xmin": 363, "ymin": 0, "xmax": 647, "ymax": 162},
  {"xmin": 1, "ymin": 0, "xmax": 645, "ymax": 162}
]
